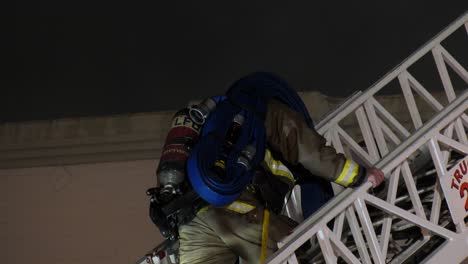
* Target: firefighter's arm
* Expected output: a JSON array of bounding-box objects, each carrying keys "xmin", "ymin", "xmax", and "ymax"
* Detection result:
[{"xmin": 265, "ymin": 99, "xmax": 384, "ymax": 188}]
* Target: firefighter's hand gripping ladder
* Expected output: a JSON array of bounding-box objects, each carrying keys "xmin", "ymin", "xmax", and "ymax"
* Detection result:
[{"xmin": 268, "ymin": 11, "xmax": 468, "ymax": 264}]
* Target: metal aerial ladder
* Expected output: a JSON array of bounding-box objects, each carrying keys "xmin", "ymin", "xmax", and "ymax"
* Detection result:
[
  {"xmin": 267, "ymin": 11, "xmax": 468, "ymax": 264},
  {"xmin": 138, "ymin": 11, "xmax": 468, "ymax": 264}
]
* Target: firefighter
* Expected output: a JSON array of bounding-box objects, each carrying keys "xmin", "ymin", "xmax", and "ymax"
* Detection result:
[{"xmin": 150, "ymin": 72, "xmax": 384, "ymax": 264}]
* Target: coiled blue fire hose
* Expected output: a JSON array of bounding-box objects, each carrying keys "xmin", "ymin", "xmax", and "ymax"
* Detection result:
[{"xmin": 187, "ymin": 72, "xmax": 315, "ymax": 206}]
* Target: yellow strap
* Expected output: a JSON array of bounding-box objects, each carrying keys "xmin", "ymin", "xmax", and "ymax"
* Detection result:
[
  {"xmin": 264, "ymin": 149, "xmax": 295, "ymax": 183},
  {"xmin": 260, "ymin": 208, "xmax": 270, "ymax": 264},
  {"xmin": 335, "ymin": 159, "xmax": 360, "ymax": 187}
]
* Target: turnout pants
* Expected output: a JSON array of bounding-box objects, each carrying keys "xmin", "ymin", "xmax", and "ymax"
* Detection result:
[{"xmin": 179, "ymin": 206, "xmax": 296, "ymax": 264}]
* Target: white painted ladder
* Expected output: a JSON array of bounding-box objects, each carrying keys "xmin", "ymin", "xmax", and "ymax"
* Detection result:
[{"xmin": 268, "ymin": 11, "xmax": 468, "ymax": 264}]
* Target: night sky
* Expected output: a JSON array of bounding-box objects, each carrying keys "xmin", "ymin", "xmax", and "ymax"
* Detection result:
[{"xmin": 5, "ymin": 2, "xmax": 467, "ymax": 122}]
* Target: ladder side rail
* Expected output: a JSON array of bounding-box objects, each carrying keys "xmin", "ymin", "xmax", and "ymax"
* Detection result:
[
  {"xmin": 374, "ymin": 91, "xmax": 468, "ymax": 175},
  {"xmin": 271, "ymin": 12, "xmax": 468, "ymax": 264},
  {"xmin": 301, "ymin": 85, "xmax": 466, "ymax": 260},
  {"xmin": 316, "ymin": 13, "xmax": 467, "ymax": 195},
  {"xmin": 315, "ymin": 11, "xmax": 467, "ymax": 136},
  {"xmin": 267, "ymin": 91, "xmax": 468, "ymax": 264}
]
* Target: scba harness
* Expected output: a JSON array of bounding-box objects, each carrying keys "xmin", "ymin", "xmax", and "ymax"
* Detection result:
[{"xmin": 149, "ymin": 72, "xmax": 316, "ymax": 239}]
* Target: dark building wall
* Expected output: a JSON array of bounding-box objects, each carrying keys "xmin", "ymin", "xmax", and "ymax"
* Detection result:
[{"xmin": 1, "ymin": 160, "xmax": 162, "ymax": 264}]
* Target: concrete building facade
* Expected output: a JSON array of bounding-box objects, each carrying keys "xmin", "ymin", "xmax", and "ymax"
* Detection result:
[{"xmin": 1, "ymin": 91, "xmax": 449, "ymax": 264}]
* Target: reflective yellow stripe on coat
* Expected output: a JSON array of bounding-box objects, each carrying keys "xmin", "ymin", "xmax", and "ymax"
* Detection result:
[
  {"xmin": 225, "ymin": 201, "xmax": 255, "ymax": 214},
  {"xmin": 334, "ymin": 159, "xmax": 359, "ymax": 187},
  {"xmin": 197, "ymin": 201, "xmax": 255, "ymax": 215},
  {"xmin": 264, "ymin": 149, "xmax": 295, "ymax": 183},
  {"xmin": 218, "ymin": 149, "xmax": 296, "ymax": 214}
]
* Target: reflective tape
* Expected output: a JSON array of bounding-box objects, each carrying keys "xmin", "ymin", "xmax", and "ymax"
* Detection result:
[
  {"xmin": 264, "ymin": 149, "xmax": 295, "ymax": 183},
  {"xmin": 225, "ymin": 201, "xmax": 255, "ymax": 214},
  {"xmin": 197, "ymin": 206, "xmax": 211, "ymax": 214},
  {"xmin": 221, "ymin": 149, "xmax": 295, "ymax": 215},
  {"xmin": 335, "ymin": 159, "xmax": 359, "ymax": 187},
  {"xmin": 198, "ymin": 202, "xmax": 255, "ymax": 215}
]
